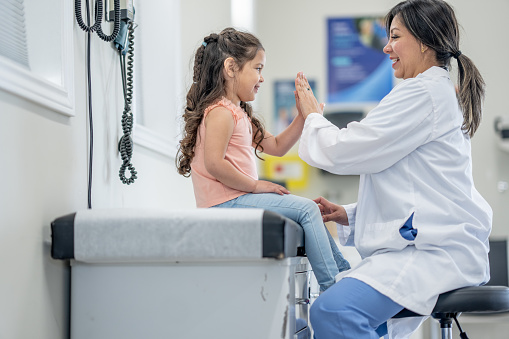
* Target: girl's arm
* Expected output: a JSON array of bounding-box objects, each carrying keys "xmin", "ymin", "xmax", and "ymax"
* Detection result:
[
  {"xmin": 256, "ymin": 112, "xmax": 305, "ymax": 157},
  {"xmin": 204, "ymin": 107, "xmax": 289, "ymax": 195}
]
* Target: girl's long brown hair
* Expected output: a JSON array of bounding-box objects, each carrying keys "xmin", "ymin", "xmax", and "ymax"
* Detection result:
[
  {"xmin": 176, "ymin": 27, "xmax": 266, "ymax": 177},
  {"xmin": 386, "ymin": 0, "xmax": 485, "ymax": 137}
]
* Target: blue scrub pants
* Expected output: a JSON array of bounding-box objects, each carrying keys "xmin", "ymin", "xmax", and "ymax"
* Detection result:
[
  {"xmin": 310, "ymin": 277, "xmax": 405, "ymax": 339},
  {"xmin": 212, "ymin": 193, "xmax": 350, "ymax": 291}
]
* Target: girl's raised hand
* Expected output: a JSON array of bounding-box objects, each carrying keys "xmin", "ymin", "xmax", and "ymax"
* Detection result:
[
  {"xmin": 252, "ymin": 180, "xmax": 290, "ymax": 195},
  {"xmin": 295, "ymin": 72, "xmax": 325, "ymax": 119}
]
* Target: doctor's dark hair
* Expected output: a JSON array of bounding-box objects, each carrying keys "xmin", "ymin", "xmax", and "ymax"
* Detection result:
[
  {"xmin": 176, "ymin": 27, "xmax": 266, "ymax": 177},
  {"xmin": 385, "ymin": 0, "xmax": 485, "ymax": 137}
]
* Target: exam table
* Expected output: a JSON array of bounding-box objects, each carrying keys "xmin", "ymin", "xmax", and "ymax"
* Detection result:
[{"xmin": 51, "ymin": 208, "xmax": 315, "ymax": 339}]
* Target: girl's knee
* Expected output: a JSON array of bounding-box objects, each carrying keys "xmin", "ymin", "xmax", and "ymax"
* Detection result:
[
  {"xmin": 299, "ymin": 198, "xmax": 321, "ymax": 220},
  {"xmin": 304, "ymin": 197, "xmax": 320, "ymax": 210}
]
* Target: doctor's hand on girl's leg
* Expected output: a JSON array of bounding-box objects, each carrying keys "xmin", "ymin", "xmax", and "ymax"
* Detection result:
[{"xmin": 314, "ymin": 196, "xmax": 349, "ymax": 225}]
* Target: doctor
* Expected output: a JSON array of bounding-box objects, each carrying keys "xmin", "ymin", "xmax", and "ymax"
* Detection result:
[{"xmin": 295, "ymin": 0, "xmax": 492, "ymax": 338}]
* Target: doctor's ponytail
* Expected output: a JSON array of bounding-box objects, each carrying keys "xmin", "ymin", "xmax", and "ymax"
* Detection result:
[{"xmin": 455, "ymin": 53, "xmax": 485, "ymax": 138}]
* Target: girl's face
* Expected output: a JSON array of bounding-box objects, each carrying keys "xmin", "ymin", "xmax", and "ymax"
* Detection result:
[
  {"xmin": 232, "ymin": 49, "xmax": 265, "ymax": 104},
  {"xmin": 383, "ymin": 15, "xmax": 427, "ymax": 79}
]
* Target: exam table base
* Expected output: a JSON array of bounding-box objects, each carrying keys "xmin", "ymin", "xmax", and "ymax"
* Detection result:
[{"xmin": 70, "ymin": 257, "xmax": 315, "ymax": 339}]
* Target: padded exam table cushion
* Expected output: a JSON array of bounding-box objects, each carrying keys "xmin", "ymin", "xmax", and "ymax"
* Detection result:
[{"xmin": 51, "ymin": 208, "xmax": 304, "ymax": 263}]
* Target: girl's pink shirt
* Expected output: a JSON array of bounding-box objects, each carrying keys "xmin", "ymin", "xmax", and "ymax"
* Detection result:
[{"xmin": 191, "ymin": 98, "xmax": 258, "ymax": 208}]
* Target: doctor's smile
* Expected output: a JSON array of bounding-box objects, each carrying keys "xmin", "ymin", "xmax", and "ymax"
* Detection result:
[{"xmin": 383, "ymin": 15, "xmax": 435, "ymax": 80}]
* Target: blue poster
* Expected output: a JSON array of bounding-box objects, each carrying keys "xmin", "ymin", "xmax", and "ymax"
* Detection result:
[{"xmin": 327, "ymin": 17, "xmax": 393, "ymax": 103}]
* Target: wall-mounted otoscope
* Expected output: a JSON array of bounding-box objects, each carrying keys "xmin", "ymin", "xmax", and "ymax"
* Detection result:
[{"xmin": 74, "ymin": 0, "xmax": 137, "ymax": 209}]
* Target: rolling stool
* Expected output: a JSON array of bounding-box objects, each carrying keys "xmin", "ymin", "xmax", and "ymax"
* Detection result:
[{"xmin": 393, "ymin": 286, "xmax": 509, "ymax": 339}]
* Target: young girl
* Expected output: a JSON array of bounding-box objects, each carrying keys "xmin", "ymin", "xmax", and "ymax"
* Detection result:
[{"xmin": 176, "ymin": 27, "xmax": 350, "ymax": 291}]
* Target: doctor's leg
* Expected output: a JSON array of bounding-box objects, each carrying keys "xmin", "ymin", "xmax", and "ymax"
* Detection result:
[{"xmin": 310, "ymin": 277, "xmax": 404, "ymax": 339}]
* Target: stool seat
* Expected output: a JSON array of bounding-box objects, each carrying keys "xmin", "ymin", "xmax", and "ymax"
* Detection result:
[
  {"xmin": 395, "ymin": 286, "xmax": 509, "ymax": 318},
  {"xmin": 433, "ymin": 286, "xmax": 509, "ymax": 314},
  {"xmin": 394, "ymin": 286, "xmax": 509, "ymax": 339}
]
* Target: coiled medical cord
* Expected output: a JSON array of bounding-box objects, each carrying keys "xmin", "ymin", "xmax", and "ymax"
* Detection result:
[
  {"xmin": 75, "ymin": 0, "xmax": 120, "ymax": 42},
  {"xmin": 94, "ymin": 0, "xmax": 120, "ymax": 42},
  {"xmin": 75, "ymin": 0, "xmax": 99, "ymax": 32},
  {"xmin": 118, "ymin": 20, "xmax": 137, "ymax": 184}
]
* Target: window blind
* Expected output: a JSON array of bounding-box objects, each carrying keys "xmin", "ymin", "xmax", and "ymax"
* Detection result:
[{"xmin": 0, "ymin": 0, "xmax": 29, "ymax": 68}]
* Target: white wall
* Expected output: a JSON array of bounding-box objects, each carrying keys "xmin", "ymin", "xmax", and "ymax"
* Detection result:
[
  {"xmin": 1, "ymin": 0, "xmax": 508, "ymax": 338},
  {"xmin": 180, "ymin": 0, "xmax": 232, "ymax": 90}
]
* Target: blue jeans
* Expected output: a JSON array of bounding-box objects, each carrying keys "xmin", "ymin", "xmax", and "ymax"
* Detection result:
[
  {"xmin": 212, "ymin": 193, "xmax": 351, "ymax": 291},
  {"xmin": 311, "ymin": 278, "xmax": 404, "ymax": 338}
]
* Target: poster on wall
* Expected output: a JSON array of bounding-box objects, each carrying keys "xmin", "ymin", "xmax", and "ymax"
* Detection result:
[
  {"xmin": 274, "ymin": 79, "xmax": 316, "ymax": 134},
  {"xmin": 327, "ymin": 17, "xmax": 393, "ymax": 104}
]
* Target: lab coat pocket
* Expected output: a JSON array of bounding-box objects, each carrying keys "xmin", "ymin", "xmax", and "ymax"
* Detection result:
[{"xmin": 357, "ymin": 218, "xmax": 412, "ymax": 258}]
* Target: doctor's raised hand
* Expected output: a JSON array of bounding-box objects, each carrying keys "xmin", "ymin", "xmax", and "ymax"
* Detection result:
[{"xmin": 296, "ymin": 1, "xmax": 492, "ymax": 339}]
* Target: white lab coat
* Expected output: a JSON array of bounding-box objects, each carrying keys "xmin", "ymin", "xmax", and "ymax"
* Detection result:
[{"xmin": 299, "ymin": 66, "xmax": 492, "ymax": 337}]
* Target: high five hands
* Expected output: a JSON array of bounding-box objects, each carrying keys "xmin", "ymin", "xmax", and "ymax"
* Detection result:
[{"xmin": 294, "ymin": 72, "xmax": 325, "ymax": 119}]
